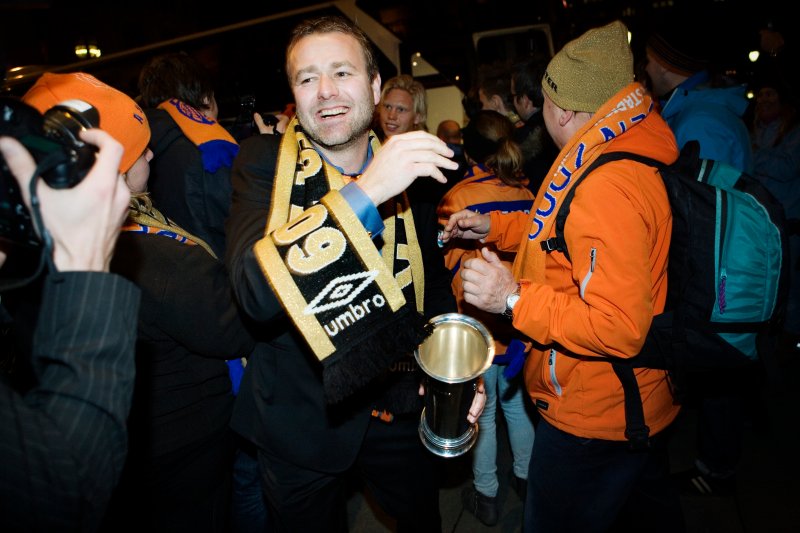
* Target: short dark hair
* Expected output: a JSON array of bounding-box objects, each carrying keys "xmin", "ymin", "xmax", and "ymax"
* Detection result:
[
  {"xmin": 477, "ymin": 62, "xmax": 514, "ymax": 111},
  {"xmin": 286, "ymin": 16, "xmax": 379, "ymax": 85},
  {"xmin": 137, "ymin": 52, "xmax": 215, "ymax": 110},
  {"xmin": 511, "ymin": 58, "xmax": 548, "ymax": 108}
]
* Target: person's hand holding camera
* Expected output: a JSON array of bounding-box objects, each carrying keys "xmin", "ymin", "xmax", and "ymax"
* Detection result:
[{"xmin": 0, "ymin": 129, "xmax": 128, "ymax": 272}]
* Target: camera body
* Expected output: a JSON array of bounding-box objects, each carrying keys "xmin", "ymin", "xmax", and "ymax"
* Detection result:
[
  {"xmin": 0, "ymin": 97, "xmax": 99, "ymax": 247},
  {"xmin": 236, "ymin": 94, "xmax": 278, "ymax": 131}
]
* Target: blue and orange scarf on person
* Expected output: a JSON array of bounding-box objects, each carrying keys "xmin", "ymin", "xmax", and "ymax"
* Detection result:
[
  {"xmin": 158, "ymin": 98, "xmax": 238, "ymax": 173},
  {"xmin": 253, "ymin": 117, "xmax": 430, "ymax": 406},
  {"xmin": 122, "ymin": 195, "xmax": 216, "ymax": 257},
  {"xmin": 513, "ymin": 82, "xmax": 654, "ymax": 284}
]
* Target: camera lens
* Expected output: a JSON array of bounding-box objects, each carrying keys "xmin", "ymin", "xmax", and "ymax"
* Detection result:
[
  {"xmin": 43, "ymin": 100, "xmax": 99, "ymax": 148},
  {"xmin": 40, "ymin": 100, "xmax": 99, "ymax": 189}
]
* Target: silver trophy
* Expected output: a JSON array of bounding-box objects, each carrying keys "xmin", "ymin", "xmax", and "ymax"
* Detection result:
[{"xmin": 415, "ymin": 313, "xmax": 494, "ymax": 457}]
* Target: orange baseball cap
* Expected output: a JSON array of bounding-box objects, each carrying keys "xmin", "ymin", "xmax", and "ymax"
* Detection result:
[{"xmin": 23, "ymin": 72, "xmax": 150, "ymax": 173}]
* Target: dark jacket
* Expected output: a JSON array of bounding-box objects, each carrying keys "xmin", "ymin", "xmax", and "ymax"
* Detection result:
[
  {"xmin": 1, "ymin": 273, "xmax": 140, "ymax": 532},
  {"xmin": 514, "ymin": 110, "xmax": 558, "ymax": 195},
  {"xmin": 111, "ymin": 230, "xmax": 255, "ymax": 458},
  {"xmin": 225, "ymin": 134, "xmax": 456, "ymax": 472},
  {"xmin": 145, "ymin": 108, "xmax": 234, "ymax": 257}
]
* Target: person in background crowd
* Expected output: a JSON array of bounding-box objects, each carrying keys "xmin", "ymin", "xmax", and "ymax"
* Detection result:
[
  {"xmin": 435, "ymin": 119, "xmax": 468, "ymax": 194},
  {"xmin": 437, "ymin": 109, "xmax": 536, "ymax": 527},
  {"xmin": 436, "ymin": 119, "xmax": 462, "ymax": 145},
  {"xmin": 138, "ymin": 54, "xmax": 267, "ymax": 528},
  {"xmin": 750, "ymin": 75, "xmax": 800, "ymax": 361},
  {"xmin": 0, "ymin": 91, "xmax": 140, "ymax": 532},
  {"xmin": 224, "ymin": 15, "xmax": 484, "ymax": 532},
  {"xmin": 645, "ymin": 23, "xmax": 753, "ymax": 172},
  {"xmin": 510, "ymin": 57, "xmax": 558, "ymax": 194},
  {"xmin": 377, "ymin": 73, "xmax": 427, "ymax": 141},
  {"xmin": 138, "ymin": 52, "xmax": 239, "ymax": 258},
  {"xmin": 645, "ymin": 19, "xmax": 755, "ymax": 496},
  {"xmin": 442, "ymin": 21, "xmax": 685, "ymax": 532},
  {"xmin": 476, "ymin": 62, "xmax": 523, "ymax": 128}
]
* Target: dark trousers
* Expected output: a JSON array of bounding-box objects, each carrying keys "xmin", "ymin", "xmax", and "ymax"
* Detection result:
[
  {"xmin": 101, "ymin": 427, "xmax": 233, "ymax": 533},
  {"xmin": 231, "ymin": 436, "xmax": 269, "ymax": 533},
  {"xmin": 258, "ymin": 414, "xmax": 441, "ymax": 533},
  {"xmin": 690, "ymin": 365, "xmax": 753, "ymax": 477},
  {"xmin": 524, "ymin": 419, "xmax": 685, "ymax": 533}
]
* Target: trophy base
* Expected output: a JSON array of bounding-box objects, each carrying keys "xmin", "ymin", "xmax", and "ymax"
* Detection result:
[{"xmin": 418, "ymin": 408, "xmax": 478, "ymax": 458}]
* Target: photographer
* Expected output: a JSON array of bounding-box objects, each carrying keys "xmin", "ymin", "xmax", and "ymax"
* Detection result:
[{"xmin": 0, "ymin": 128, "xmax": 141, "ymax": 532}]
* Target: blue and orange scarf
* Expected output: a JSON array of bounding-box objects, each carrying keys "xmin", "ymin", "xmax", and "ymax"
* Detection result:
[
  {"xmin": 514, "ymin": 82, "xmax": 654, "ymax": 283},
  {"xmin": 159, "ymin": 98, "xmax": 238, "ymax": 173}
]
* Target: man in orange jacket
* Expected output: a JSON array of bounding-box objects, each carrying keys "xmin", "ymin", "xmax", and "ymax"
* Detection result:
[{"xmin": 441, "ymin": 20, "xmax": 685, "ymax": 532}]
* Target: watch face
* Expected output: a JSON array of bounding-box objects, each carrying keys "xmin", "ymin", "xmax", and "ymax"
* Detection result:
[{"xmin": 505, "ymin": 293, "xmax": 521, "ymax": 316}]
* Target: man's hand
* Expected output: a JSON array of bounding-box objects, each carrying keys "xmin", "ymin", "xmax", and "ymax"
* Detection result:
[
  {"xmin": 356, "ymin": 131, "xmax": 457, "ymax": 207},
  {"xmin": 441, "ymin": 209, "xmax": 491, "ymax": 243},
  {"xmin": 461, "ymin": 247, "xmax": 518, "ymax": 313},
  {"xmin": 0, "ymin": 129, "xmax": 128, "ymax": 272}
]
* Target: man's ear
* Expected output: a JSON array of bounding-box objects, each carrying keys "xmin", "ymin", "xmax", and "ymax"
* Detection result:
[
  {"xmin": 490, "ymin": 94, "xmax": 505, "ymax": 111},
  {"xmin": 372, "ymin": 74, "xmax": 382, "ymax": 106},
  {"xmin": 559, "ymin": 108, "xmax": 574, "ymax": 127}
]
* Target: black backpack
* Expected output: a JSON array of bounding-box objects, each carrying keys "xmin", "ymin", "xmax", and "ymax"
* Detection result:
[{"xmin": 541, "ymin": 141, "xmax": 788, "ymax": 449}]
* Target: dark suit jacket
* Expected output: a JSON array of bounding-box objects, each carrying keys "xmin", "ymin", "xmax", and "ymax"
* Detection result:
[
  {"xmin": 110, "ymin": 230, "xmax": 255, "ymax": 459},
  {"xmin": 0, "ymin": 273, "xmax": 140, "ymax": 532},
  {"xmin": 225, "ymin": 134, "xmax": 456, "ymax": 472}
]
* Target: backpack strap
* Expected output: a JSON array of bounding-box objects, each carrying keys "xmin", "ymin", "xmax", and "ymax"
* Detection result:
[
  {"xmin": 539, "ymin": 150, "xmax": 666, "ymax": 448},
  {"xmin": 611, "ymin": 362, "xmax": 651, "ymax": 451},
  {"xmin": 540, "ymin": 151, "xmax": 663, "ymax": 260}
]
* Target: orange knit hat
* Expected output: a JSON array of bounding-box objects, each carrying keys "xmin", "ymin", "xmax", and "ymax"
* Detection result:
[{"xmin": 23, "ymin": 72, "xmax": 150, "ymax": 173}]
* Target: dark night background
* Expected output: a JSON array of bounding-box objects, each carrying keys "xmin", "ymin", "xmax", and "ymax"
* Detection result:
[{"xmin": 0, "ymin": 0, "xmax": 788, "ymax": 120}]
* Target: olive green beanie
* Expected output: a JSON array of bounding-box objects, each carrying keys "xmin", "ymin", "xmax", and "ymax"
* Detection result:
[{"xmin": 542, "ymin": 20, "xmax": 633, "ymax": 113}]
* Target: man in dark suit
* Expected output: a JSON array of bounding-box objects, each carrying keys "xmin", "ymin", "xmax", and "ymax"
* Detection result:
[
  {"xmin": 225, "ymin": 15, "xmax": 485, "ymax": 532},
  {"xmin": 0, "ymin": 127, "xmax": 141, "ymax": 532}
]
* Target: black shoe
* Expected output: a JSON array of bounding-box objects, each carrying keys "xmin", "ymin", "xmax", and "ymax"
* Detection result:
[
  {"xmin": 511, "ymin": 474, "xmax": 528, "ymax": 502},
  {"xmin": 672, "ymin": 466, "xmax": 736, "ymax": 497},
  {"xmin": 461, "ymin": 486, "xmax": 499, "ymax": 526}
]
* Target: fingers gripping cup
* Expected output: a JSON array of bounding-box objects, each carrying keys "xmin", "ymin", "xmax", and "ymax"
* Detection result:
[{"xmin": 415, "ymin": 313, "xmax": 494, "ymax": 457}]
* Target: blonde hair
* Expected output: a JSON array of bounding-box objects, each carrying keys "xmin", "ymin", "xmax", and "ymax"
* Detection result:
[{"xmin": 380, "ymin": 74, "xmax": 428, "ymax": 131}]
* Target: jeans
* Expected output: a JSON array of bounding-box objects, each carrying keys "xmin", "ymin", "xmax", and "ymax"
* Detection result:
[
  {"xmin": 471, "ymin": 364, "xmax": 535, "ymax": 497},
  {"xmin": 230, "ymin": 439, "xmax": 269, "ymax": 533},
  {"xmin": 524, "ymin": 419, "xmax": 684, "ymax": 533}
]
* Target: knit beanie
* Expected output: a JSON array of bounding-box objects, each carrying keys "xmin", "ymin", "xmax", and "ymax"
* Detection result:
[
  {"xmin": 542, "ymin": 20, "xmax": 633, "ymax": 113},
  {"xmin": 646, "ymin": 30, "xmax": 710, "ymax": 77},
  {"xmin": 23, "ymin": 72, "xmax": 150, "ymax": 173}
]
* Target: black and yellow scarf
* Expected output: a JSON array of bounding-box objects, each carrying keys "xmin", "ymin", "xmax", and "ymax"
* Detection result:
[{"xmin": 254, "ymin": 118, "xmax": 430, "ymax": 405}]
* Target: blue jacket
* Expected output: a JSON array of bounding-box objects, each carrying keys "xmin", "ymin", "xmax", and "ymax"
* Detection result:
[{"xmin": 660, "ymin": 71, "xmax": 753, "ymax": 173}]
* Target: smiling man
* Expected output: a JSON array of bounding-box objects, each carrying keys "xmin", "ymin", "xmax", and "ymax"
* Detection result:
[{"xmin": 223, "ymin": 15, "xmax": 481, "ymax": 532}]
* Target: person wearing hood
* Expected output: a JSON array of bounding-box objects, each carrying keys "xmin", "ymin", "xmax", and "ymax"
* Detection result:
[
  {"xmin": 645, "ymin": 24, "xmax": 753, "ymax": 172},
  {"xmin": 645, "ymin": 22, "xmax": 755, "ymax": 497}
]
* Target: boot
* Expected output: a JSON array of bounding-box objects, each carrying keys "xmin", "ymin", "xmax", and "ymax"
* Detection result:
[{"xmin": 461, "ymin": 485, "xmax": 499, "ymax": 526}]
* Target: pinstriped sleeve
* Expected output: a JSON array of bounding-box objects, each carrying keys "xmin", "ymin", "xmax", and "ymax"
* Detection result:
[{"xmin": 0, "ymin": 272, "xmax": 140, "ymax": 532}]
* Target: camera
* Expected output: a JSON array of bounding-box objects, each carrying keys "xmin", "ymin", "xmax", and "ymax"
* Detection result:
[
  {"xmin": 235, "ymin": 94, "xmax": 278, "ymax": 132},
  {"xmin": 0, "ymin": 97, "xmax": 99, "ymax": 247}
]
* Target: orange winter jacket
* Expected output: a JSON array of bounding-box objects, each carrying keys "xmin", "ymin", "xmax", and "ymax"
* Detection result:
[
  {"xmin": 437, "ymin": 165, "xmax": 535, "ymax": 355},
  {"xmin": 485, "ymin": 109, "xmax": 681, "ymax": 441}
]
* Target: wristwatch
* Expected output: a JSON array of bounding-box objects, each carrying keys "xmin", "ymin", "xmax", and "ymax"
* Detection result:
[{"xmin": 502, "ymin": 283, "xmax": 521, "ymax": 319}]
